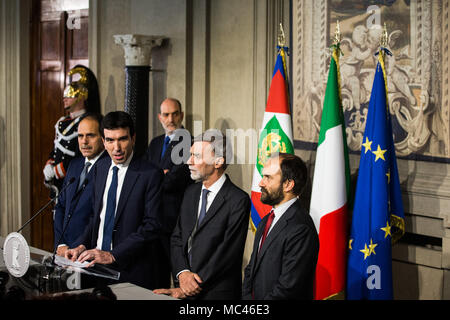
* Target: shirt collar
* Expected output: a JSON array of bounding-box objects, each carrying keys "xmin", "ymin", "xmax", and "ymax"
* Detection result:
[
  {"xmin": 202, "ymin": 173, "xmax": 226, "ymax": 195},
  {"xmin": 165, "ymin": 133, "xmax": 176, "ymax": 141},
  {"xmin": 272, "ymin": 197, "xmax": 297, "ymax": 217},
  {"xmin": 85, "ymin": 150, "xmax": 104, "ymax": 166}
]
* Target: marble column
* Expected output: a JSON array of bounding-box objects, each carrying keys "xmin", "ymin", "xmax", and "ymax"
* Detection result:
[{"xmin": 114, "ymin": 34, "xmax": 164, "ymax": 156}]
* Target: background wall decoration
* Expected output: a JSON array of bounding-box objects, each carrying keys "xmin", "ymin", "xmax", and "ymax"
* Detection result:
[{"xmin": 293, "ymin": 0, "xmax": 449, "ymax": 160}]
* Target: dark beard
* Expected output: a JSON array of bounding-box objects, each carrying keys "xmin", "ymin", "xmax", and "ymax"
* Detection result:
[{"xmin": 260, "ymin": 185, "xmax": 284, "ymax": 206}]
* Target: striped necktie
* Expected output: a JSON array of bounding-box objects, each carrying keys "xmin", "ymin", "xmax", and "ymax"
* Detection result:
[{"xmin": 77, "ymin": 161, "xmax": 91, "ymax": 191}]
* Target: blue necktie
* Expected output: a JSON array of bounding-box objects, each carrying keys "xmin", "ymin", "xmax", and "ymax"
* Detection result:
[
  {"xmin": 102, "ymin": 166, "xmax": 118, "ymax": 251},
  {"xmin": 197, "ymin": 189, "xmax": 210, "ymax": 226},
  {"xmin": 161, "ymin": 136, "xmax": 171, "ymax": 159}
]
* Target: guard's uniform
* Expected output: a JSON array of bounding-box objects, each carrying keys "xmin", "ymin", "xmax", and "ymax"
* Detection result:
[
  {"xmin": 45, "ymin": 113, "xmax": 85, "ymax": 197},
  {"xmin": 43, "ymin": 65, "xmax": 100, "ymax": 199}
]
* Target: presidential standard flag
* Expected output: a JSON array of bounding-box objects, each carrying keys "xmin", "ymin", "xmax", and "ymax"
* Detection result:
[
  {"xmin": 310, "ymin": 44, "xmax": 350, "ymax": 300},
  {"xmin": 250, "ymin": 46, "xmax": 294, "ymax": 230},
  {"xmin": 346, "ymin": 49, "xmax": 405, "ymax": 300}
]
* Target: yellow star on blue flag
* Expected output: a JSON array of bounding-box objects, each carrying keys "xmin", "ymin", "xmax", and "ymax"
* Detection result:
[{"xmin": 346, "ymin": 48, "xmax": 405, "ymax": 300}]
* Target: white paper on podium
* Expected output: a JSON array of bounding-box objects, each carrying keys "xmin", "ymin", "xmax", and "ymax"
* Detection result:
[
  {"xmin": 54, "ymin": 255, "xmax": 90, "ymax": 268},
  {"xmin": 53, "ymin": 255, "xmax": 120, "ymax": 280}
]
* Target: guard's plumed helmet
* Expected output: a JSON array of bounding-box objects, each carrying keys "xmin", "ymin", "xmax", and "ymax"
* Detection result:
[
  {"xmin": 63, "ymin": 66, "xmax": 89, "ymax": 101},
  {"xmin": 63, "ymin": 65, "xmax": 101, "ymax": 113}
]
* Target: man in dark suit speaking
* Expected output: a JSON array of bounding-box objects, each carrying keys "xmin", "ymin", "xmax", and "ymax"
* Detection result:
[
  {"xmin": 154, "ymin": 129, "xmax": 250, "ymax": 300},
  {"xmin": 65, "ymin": 111, "xmax": 165, "ymax": 290},
  {"xmin": 242, "ymin": 153, "xmax": 319, "ymax": 300}
]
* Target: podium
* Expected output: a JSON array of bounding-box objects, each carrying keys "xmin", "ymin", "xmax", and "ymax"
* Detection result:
[{"xmin": 1, "ymin": 235, "xmax": 120, "ymax": 299}]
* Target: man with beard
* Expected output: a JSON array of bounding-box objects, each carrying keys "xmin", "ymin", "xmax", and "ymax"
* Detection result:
[
  {"xmin": 154, "ymin": 129, "xmax": 250, "ymax": 300},
  {"xmin": 242, "ymin": 153, "xmax": 319, "ymax": 300}
]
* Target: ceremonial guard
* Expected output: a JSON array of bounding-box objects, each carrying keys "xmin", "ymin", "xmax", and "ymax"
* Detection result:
[{"xmin": 43, "ymin": 65, "xmax": 100, "ymax": 198}]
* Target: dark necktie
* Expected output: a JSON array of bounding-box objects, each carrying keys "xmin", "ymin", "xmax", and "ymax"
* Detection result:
[
  {"xmin": 188, "ymin": 188, "xmax": 210, "ymax": 265},
  {"xmin": 259, "ymin": 209, "xmax": 275, "ymax": 251},
  {"xmin": 102, "ymin": 166, "xmax": 119, "ymax": 251},
  {"xmin": 161, "ymin": 136, "xmax": 171, "ymax": 159},
  {"xmin": 77, "ymin": 161, "xmax": 91, "ymax": 191},
  {"xmin": 197, "ymin": 189, "xmax": 210, "ymax": 226}
]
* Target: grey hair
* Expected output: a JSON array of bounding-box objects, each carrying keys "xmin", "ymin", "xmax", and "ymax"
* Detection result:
[{"xmin": 193, "ymin": 129, "xmax": 232, "ymax": 170}]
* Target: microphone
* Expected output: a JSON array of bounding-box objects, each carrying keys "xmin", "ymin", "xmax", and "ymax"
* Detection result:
[
  {"xmin": 51, "ymin": 178, "xmax": 89, "ymax": 265},
  {"xmin": 17, "ymin": 177, "xmax": 76, "ymax": 233}
]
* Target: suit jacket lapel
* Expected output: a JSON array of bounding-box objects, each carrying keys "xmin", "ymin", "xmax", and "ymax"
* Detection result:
[
  {"xmin": 94, "ymin": 158, "xmax": 110, "ymax": 214},
  {"xmin": 156, "ymin": 135, "xmax": 166, "ymax": 165},
  {"xmin": 115, "ymin": 158, "xmax": 140, "ymax": 224},
  {"xmin": 66, "ymin": 161, "xmax": 83, "ymax": 217},
  {"xmin": 196, "ymin": 177, "xmax": 231, "ymax": 232},
  {"xmin": 250, "ymin": 217, "xmax": 265, "ymax": 276},
  {"xmin": 253, "ymin": 201, "xmax": 298, "ymax": 274},
  {"xmin": 184, "ymin": 183, "xmax": 202, "ymax": 248},
  {"xmin": 91, "ymin": 157, "xmax": 110, "ymax": 244},
  {"xmin": 160, "ymin": 140, "xmax": 176, "ymax": 165}
]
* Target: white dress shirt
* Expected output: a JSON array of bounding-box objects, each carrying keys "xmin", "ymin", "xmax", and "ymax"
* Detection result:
[
  {"xmin": 96, "ymin": 152, "xmax": 134, "ymax": 250},
  {"xmin": 196, "ymin": 173, "xmax": 227, "ymax": 218},
  {"xmin": 84, "ymin": 150, "xmax": 104, "ymax": 173}
]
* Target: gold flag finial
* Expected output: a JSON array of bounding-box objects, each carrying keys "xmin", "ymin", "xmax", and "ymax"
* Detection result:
[
  {"xmin": 334, "ymin": 20, "xmax": 341, "ymax": 45},
  {"xmin": 278, "ymin": 23, "xmax": 286, "ymax": 47},
  {"xmin": 380, "ymin": 22, "xmax": 388, "ymax": 47}
]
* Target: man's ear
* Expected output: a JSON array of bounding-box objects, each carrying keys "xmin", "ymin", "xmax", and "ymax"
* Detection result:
[
  {"xmin": 283, "ymin": 179, "xmax": 295, "ymax": 193},
  {"xmin": 215, "ymin": 157, "xmax": 224, "ymax": 169}
]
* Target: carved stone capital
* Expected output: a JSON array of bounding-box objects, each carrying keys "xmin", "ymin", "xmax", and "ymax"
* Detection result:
[{"xmin": 114, "ymin": 34, "xmax": 164, "ymax": 66}]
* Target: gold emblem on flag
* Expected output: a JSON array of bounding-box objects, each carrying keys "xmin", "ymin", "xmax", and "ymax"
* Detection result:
[{"xmin": 258, "ymin": 132, "xmax": 287, "ymax": 167}]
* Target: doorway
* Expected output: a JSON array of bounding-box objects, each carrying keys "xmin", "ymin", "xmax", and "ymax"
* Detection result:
[{"xmin": 30, "ymin": 0, "xmax": 89, "ymax": 251}]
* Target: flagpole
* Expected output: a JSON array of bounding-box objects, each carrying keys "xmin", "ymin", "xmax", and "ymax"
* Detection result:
[
  {"xmin": 380, "ymin": 22, "xmax": 388, "ymax": 61},
  {"xmin": 310, "ymin": 20, "xmax": 350, "ymax": 300}
]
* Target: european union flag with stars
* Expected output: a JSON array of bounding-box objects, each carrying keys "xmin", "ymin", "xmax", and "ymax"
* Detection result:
[{"xmin": 346, "ymin": 49, "xmax": 405, "ymax": 300}]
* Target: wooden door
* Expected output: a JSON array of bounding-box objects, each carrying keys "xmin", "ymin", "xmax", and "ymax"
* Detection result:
[{"xmin": 30, "ymin": 0, "xmax": 89, "ymax": 251}]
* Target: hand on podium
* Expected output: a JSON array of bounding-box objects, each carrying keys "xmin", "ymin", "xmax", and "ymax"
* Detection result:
[
  {"xmin": 65, "ymin": 245, "xmax": 116, "ymax": 267},
  {"xmin": 153, "ymin": 287, "xmax": 186, "ymax": 299},
  {"xmin": 56, "ymin": 245, "xmax": 69, "ymax": 257}
]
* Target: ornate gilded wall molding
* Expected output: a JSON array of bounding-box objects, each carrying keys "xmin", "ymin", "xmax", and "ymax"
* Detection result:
[{"xmin": 293, "ymin": 0, "xmax": 449, "ymax": 160}]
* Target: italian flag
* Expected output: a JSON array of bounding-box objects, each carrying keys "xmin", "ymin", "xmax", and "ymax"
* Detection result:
[
  {"xmin": 250, "ymin": 46, "xmax": 294, "ymax": 230},
  {"xmin": 310, "ymin": 47, "xmax": 351, "ymax": 300}
]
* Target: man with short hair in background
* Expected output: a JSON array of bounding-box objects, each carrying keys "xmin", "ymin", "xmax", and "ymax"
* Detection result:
[{"xmin": 147, "ymin": 98, "xmax": 193, "ymax": 286}]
